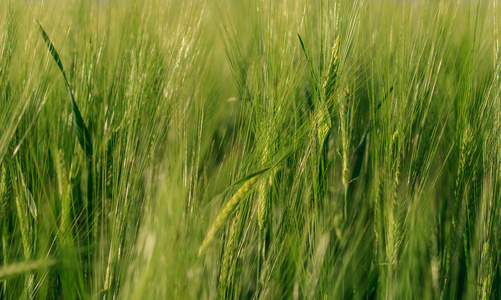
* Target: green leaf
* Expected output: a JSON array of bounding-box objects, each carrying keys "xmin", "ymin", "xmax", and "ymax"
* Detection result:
[
  {"xmin": 35, "ymin": 18, "xmax": 93, "ymax": 158},
  {"xmin": 297, "ymin": 33, "xmax": 320, "ymax": 101}
]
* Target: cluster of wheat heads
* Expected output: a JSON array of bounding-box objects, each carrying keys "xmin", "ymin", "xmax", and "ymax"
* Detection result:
[{"xmin": 1, "ymin": 0, "xmax": 501, "ymax": 299}]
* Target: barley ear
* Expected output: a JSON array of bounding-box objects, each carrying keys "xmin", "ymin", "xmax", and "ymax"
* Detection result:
[
  {"xmin": 257, "ymin": 142, "xmax": 271, "ymax": 231},
  {"xmin": 323, "ymin": 37, "xmax": 339, "ymax": 101},
  {"xmin": 257, "ymin": 175, "xmax": 269, "ymax": 231},
  {"xmin": 15, "ymin": 159, "xmax": 37, "ymax": 222},
  {"xmin": 198, "ymin": 176, "xmax": 259, "ymax": 256},
  {"xmin": 217, "ymin": 209, "xmax": 242, "ymax": 298}
]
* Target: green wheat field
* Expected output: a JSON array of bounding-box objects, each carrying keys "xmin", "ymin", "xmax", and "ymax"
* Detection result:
[{"xmin": 1, "ymin": 0, "xmax": 501, "ymax": 299}]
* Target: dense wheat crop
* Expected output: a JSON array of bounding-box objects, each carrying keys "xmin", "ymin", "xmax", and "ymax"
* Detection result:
[{"xmin": 1, "ymin": 0, "xmax": 501, "ymax": 298}]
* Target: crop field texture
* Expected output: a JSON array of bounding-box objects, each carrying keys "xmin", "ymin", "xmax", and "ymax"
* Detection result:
[{"xmin": 1, "ymin": 0, "xmax": 501, "ymax": 299}]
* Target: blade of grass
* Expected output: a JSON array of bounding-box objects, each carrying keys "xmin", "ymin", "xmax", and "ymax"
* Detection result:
[{"xmin": 33, "ymin": 17, "xmax": 93, "ymax": 159}]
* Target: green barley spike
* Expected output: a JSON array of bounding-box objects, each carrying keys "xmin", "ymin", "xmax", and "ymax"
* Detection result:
[{"xmin": 199, "ymin": 175, "xmax": 259, "ymax": 256}]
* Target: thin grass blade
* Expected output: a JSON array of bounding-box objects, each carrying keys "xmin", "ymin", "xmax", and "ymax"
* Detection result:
[{"xmin": 34, "ymin": 18, "xmax": 93, "ymax": 158}]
